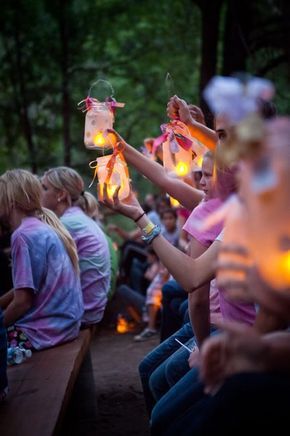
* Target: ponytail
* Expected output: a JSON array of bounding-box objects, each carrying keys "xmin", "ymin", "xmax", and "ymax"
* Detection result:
[{"xmin": 37, "ymin": 207, "xmax": 80, "ymax": 273}]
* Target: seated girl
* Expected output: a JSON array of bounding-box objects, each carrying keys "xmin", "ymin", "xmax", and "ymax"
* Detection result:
[
  {"xmin": 0, "ymin": 169, "xmax": 83, "ymax": 350},
  {"xmin": 41, "ymin": 166, "xmax": 111, "ymax": 326}
]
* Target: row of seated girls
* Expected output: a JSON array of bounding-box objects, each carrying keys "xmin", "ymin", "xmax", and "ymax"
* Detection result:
[{"xmin": 0, "ymin": 166, "xmax": 112, "ymax": 401}]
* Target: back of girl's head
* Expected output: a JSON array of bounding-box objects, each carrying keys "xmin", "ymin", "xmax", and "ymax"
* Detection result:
[
  {"xmin": 84, "ymin": 191, "xmax": 99, "ymax": 219},
  {"xmin": 44, "ymin": 166, "xmax": 86, "ymax": 210},
  {"xmin": 0, "ymin": 169, "xmax": 42, "ymax": 218}
]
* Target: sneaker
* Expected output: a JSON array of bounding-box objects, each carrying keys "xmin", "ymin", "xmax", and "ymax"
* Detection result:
[{"xmin": 134, "ymin": 328, "xmax": 158, "ymax": 342}]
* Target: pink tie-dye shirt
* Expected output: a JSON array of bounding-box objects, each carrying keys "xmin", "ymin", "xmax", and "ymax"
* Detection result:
[
  {"xmin": 12, "ymin": 217, "xmax": 83, "ymax": 350},
  {"xmin": 61, "ymin": 207, "xmax": 111, "ymax": 325}
]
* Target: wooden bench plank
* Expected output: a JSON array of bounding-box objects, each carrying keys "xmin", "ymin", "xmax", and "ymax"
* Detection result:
[{"xmin": 0, "ymin": 329, "xmax": 92, "ymax": 436}]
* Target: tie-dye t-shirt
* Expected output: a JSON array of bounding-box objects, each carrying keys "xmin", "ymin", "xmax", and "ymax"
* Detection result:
[
  {"xmin": 61, "ymin": 207, "xmax": 111, "ymax": 324},
  {"xmin": 12, "ymin": 217, "xmax": 83, "ymax": 350}
]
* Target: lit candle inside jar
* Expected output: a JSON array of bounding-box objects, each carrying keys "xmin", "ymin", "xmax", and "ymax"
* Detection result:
[{"xmin": 96, "ymin": 155, "xmax": 130, "ymax": 201}]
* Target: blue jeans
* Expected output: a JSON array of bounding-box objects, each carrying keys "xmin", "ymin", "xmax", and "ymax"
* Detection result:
[
  {"xmin": 150, "ymin": 326, "xmax": 219, "ymax": 433},
  {"xmin": 160, "ymin": 280, "xmax": 188, "ymax": 342},
  {"xmin": 138, "ymin": 322, "xmax": 194, "ymax": 415},
  {"xmin": 151, "ymin": 368, "xmax": 205, "ymax": 435},
  {"xmin": 161, "ymin": 373, "xmax": 290, "ymax": 435},
  {"xmin": 116, "ymin": 284, "xmax": 145, "ymax": 322}
]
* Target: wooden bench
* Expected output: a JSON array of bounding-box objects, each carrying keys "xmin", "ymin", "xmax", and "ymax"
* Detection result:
[{"xmin": 0, "ymin": 328, "xmax": 94, "ymax": 436}]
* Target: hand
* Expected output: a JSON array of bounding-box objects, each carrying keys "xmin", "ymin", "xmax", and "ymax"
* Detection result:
[
  {"xmin": 188, "ymin": 104, "xmax": 206, "ymax": 125},
  {"xmin": 216, "ymin": 243, "xmax": 254, "ymax": 303},
  {"xmin": 100, "ymin": 184, "xmax": 144, "ymax": 222},
  {"xmin": 188, "ymin": 346, "xmax": 200, "ymax": 368},
  {"xmin": 199, "ymin": 321, "xmax": 267, "ymax": 395},
  {"xmin": 216, "ymin": 244, "xmax": 290, "ymax": 323},
  {"xmin": 107, "ymin": 128, "xmax": 128, "ymax": 149},
  {"xmin": 167, "ymin": 95, "xmax": 193, "ymax": 124}
]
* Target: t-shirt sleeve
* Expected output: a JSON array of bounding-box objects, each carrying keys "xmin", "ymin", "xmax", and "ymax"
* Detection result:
[
  {"xmin": 183, "ymin": 200, "xmax": 223, "ymax": 247},
  {"xmin": 11, "ymin": 234, "xmax": 38, "ymax": 293}
]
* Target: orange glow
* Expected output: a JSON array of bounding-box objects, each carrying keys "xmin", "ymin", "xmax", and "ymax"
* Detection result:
[
  {"xmin": 175, "ymin": 161, "xmax": 190, "ymax": 177},
  {"xmin": 106, "ymin": 184, "xmax": 119, "ymax": 198},
  {"xmin": 98, "ymin": 183, "xmax": 119, "ymax": 201},
  {"xmin": 116, "ymin": 315, "xmax": 131, "ymax": 334},
  {"xmin": 93, "ymin": 132, "xmax": 106, "ymax": 147},
  {"xmin": 278, "ymin": 251, "xmax": 290, "ymax": 284},
  {"xmin": 195, "ymin": 155, "xmax": 204, "ymax": 168}
]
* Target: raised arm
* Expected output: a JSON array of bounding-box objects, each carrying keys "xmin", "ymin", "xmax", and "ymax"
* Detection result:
[
  {"xmin": 110, "ymin": 129, "xmax": 204, "ymax": 211},
  {"xmin": 167, "ymin": 95, "xmax": 218, "ymax": 151},
  {"xmin": 101, "ymin": 189, "xmax": 219, "ymax": 292}
]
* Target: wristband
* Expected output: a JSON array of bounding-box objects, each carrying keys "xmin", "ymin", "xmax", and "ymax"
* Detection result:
[
  {"xmin": 142, "ymin": 221, "xmax": 155, "ymax": 236},
  {"xmin": 134, "ymin": 212, "xmax": 145, "ymax": 223},
  {"xmin": 141, "ymin": 225, "xmax": 161, "ymax": 245}
]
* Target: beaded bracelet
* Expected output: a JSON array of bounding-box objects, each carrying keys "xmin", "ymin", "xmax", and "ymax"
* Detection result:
[{"xmin": 141, "ymin": 225, "xmax": 161, "ymax": 245}]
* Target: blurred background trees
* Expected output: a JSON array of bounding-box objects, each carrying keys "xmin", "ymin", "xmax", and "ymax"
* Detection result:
[{"xmin": 0, "ymin": 0, "xmax": 289, "ymax": 195}]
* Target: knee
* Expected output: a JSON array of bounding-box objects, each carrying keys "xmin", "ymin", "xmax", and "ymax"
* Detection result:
[{"xmin": 138, "ymin": 356, "xmax": 151, "ymax": 378}]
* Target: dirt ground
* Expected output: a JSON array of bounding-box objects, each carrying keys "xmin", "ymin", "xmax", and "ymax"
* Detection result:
[{"xmin": 63, "ymin": 324, "xmax": 159, "ymax": 436}]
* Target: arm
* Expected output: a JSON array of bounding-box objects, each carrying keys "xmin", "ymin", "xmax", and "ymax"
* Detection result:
[
  {"xmin": 111, "ymin": 130, "xmax": 204, "ymax": 211},
  {"xmin": 188, "ymin": 238, "xmax": 211, "ymax": 348},
  {"xmin": 108, "ymin": 224, "xmax": 142, "ymax": 241},
  {"xmin": 167, "ymin": 96, "xmax": 218, "ymax": 151},
  {"xmin": 200, "ymin": 322, "xmax": 290, "ymax": 395},
  {"xmin": 101, "ymin": 189, "xmax": 219, "ymax": 292},
  {"xmin": 0, "ymin": 289, "xmax": 14, "ymax": 310},
  {"xmin": 188, "ymin": 286, "xmax": 210, "ymax": 348},
  {"xmin": 3, "ymin": 288, "xmax": 33, "ymax": 327}
]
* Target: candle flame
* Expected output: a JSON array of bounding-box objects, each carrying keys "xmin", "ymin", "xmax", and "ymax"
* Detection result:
[
  {"xmin": 175, "ymin": 161, "xmax": 190, "ymax": 177},
  {"xmin": 116, "ymin": 315, "xmax": 132, "ymax": 334},
  {"xmin": 93, "ymin": 132, "xmax": 106, "ymax": 147}
]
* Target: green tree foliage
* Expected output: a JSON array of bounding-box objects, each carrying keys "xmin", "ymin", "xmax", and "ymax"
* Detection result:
[{"xmin": 0, "ymin": 0, "xmax": 289, "ymax": 198}]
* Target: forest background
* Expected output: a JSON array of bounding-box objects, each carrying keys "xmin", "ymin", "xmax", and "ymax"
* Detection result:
[{"xmin": 1, "ymin": 0, "xmax": 290, "ymax": 198}]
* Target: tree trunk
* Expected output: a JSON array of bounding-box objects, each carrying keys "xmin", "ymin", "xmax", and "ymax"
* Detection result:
[
  {"xmin": 59, "ymin": 0, "xmax": 71, "ymax": 166},
  {"xmin": 196, "ymin": 0, "xmax": 223, "ymax": 127},
  {"xmin": 222, "ymin": 0, "xmax": 252, "ymax": 76},
  {"xmin": 13, "ymin": 4, "xmax": 37, "ymax": 173}
]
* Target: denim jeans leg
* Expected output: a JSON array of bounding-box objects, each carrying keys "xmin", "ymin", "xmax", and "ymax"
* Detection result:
[
  {"xmin": 160, "ymin": 280, "xmax": 188, "ymax": 342},
  {"xmin": 138, "ymin": 322, "xmax": 193, "ymax": 415},
  {"xmin": 151, "ymin": 367, "xmax": 204, "ymax": 435}
]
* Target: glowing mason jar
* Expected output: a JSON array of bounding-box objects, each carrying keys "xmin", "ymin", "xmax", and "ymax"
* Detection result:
[
  {"xmin": 162, "ymin": 139, "xmax": 192, "ymax": 177},
  {"xmin": 84, "ymin": 102, "xmax": 116, "ymax": 150},
  {"xmin": 96, "ymin": 155, "xmax": 130, "ymax": 201},
  {"xmin": 241, "ymin": 120, "xmax": 290, "ymax": 290}
]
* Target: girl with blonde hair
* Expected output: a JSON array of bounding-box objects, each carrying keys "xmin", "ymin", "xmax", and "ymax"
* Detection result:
[
  {"xmin": 41, "ymin": 166, "xmax": 111, "ymax": 325},
  {"xmin": 0, "ymin": 169, "xmax": 83, "ymax": 350}
]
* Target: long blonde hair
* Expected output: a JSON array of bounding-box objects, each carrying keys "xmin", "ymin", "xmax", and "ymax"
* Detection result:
[
  {"xmin": 44, "ymin": 166, "xmax": 91, "ymax": 213},
  {"xmin": 0, "ymin": 169, "xmax": 79, "ymax": 272}
]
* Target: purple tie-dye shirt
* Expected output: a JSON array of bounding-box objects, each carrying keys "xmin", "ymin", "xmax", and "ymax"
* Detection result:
[
  {"xmin": 61, "ymin": 207, "xmax": 111, "ymax": 325},
  {"xmin": 12, "ymin": 217, "xmax": 83, "ymax": 350}
]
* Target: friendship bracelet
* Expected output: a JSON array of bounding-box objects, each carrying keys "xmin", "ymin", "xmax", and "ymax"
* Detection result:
[
  {"xmin": 141, "ymin": 225, "xmax": 161, "ymax": 245},
  {"xmin": 142, "ymin": 221, "xmax": 155, "ymax": 235},
  {"xmin": 134, "ymin": 212, "xmax": 146, "ymax": 223}
]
